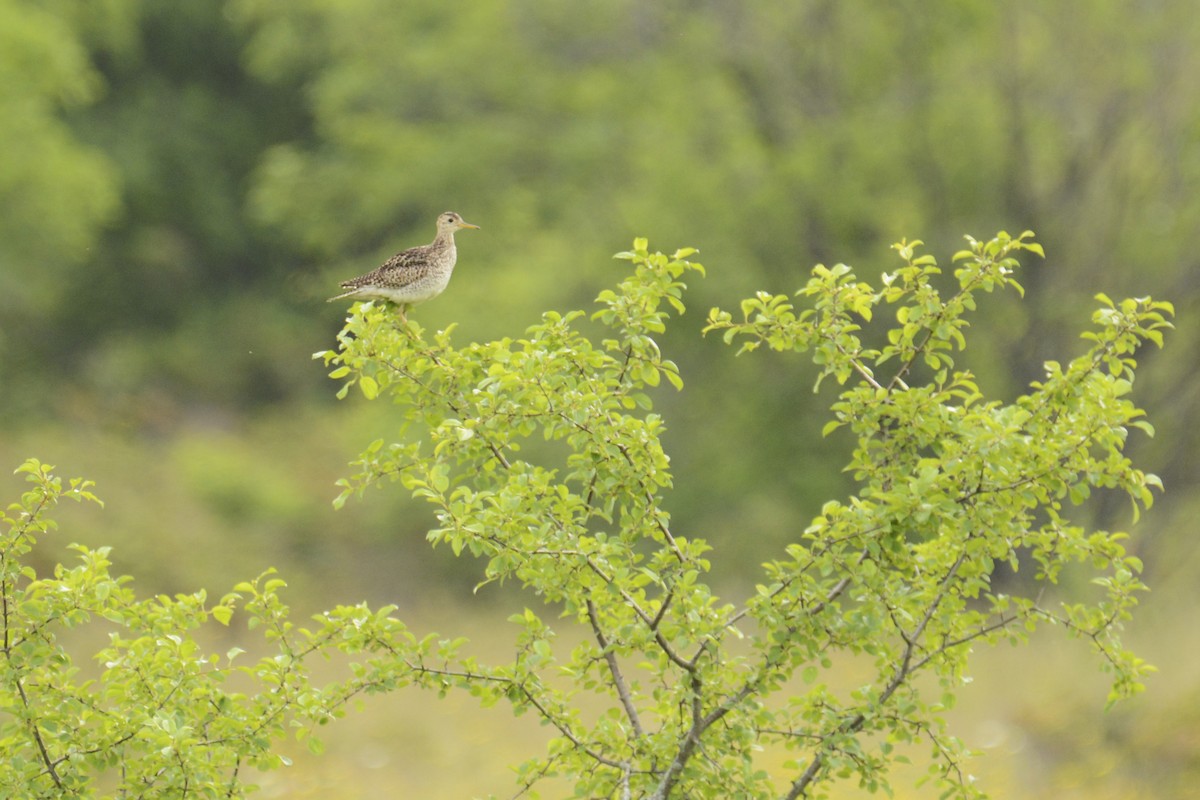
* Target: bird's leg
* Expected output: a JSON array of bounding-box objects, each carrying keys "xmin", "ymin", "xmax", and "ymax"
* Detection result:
[{"xmin": 397, "ymin": 304, "xmax": 409, "ymax": 323}]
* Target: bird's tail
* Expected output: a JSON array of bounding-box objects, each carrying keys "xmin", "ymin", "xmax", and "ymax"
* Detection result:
[{"xmin": 326, "ymin": 288, "xmax": 356, "ymax": 303}]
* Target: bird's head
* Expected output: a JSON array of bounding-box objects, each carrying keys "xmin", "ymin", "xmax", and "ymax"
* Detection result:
[{"xmin": 438, "ymin": 211, "xmax": 480, "ymax": 232}]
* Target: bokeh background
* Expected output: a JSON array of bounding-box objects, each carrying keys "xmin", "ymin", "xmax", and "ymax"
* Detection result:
[{"xmin": 1, "ymin": 1, "xmax": 1198, "ymax": 797}]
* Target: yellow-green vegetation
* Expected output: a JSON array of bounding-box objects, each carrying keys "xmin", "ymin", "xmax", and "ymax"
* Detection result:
[{"xmin": 0, "ymin": 237, "xmax": 1179, "ymax": 797}]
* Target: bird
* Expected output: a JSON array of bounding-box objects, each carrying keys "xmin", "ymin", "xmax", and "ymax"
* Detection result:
[{"xmin": 327, "ymin": 211, "xmax": 479, "ymax": 320}]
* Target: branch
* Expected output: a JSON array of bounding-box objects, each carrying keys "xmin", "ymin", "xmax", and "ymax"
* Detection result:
[
  {"xmin": 587, "ymin": 599, "xmax": 645, "ymax": 738},
  {"xmin": 383, "ymin": 353, "xmax": 513, "ymax": 470},
  {"xmin": 832, "ymin": 339, "xmax": 885, "ymax": 391},
  {"xmin": 404, "ymin": 659, "xmax": 631, "ymax": 771},
  {"xmin": 560, "ymin": 409, "xmax": 687, "ymax": 564},
  {"xmin": 724, "ymin": 533, "xmax": 881, "ymax": 630},
  {"xmin": 664, "ymin": 542, "xmax": 877, "ymax": 797},
  {"xmin": 506, "ymin": 751, "xmax": 568, "ymax": 800},
  {"xmin": 649, "ymin": 660, "xmax": 707, "ymax": 800},
  {"xmin": 884, "ymin": 255, "xmax": 1004, "ymax": 392},
  {"xmin": 787, "ymin": 753, "xmax": 825, "ymax": 800},
  {"xmin": 910, "ymin": 611, "xmax": 1025, "ymax": 673},
  {"xmin": 785, "ymin": 548, "xmax": 970, "ymax": 800},
  {"xmin": 13, "ymin": 678, "xmax": 63, "ymax": 790},
  {"xmin": 886, "ymin": 324, "xmax": 935, "ymax": 392},
  {"xmin": 2, "ymin": 577, "xmax": 64, "ymax": 790},
  {"xmin": 583, "ymin": 557, "xmax": 692, "ymax": 671}
]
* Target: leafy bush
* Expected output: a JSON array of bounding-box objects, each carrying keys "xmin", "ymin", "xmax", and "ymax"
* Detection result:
[{"xmin": 1, "ymin": 233, "xmax": 1170, "ymax": 798}]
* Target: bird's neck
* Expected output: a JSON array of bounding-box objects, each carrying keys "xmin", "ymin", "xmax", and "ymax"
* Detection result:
[{"xmin": 432, "ymin": 229, "xmax": 456, "ymax": 248}]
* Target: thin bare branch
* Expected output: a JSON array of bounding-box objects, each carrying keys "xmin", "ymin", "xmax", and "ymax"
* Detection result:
[
  {"xmin": 785, "ymin": 547, "xmax": 970, "ymax": 800},
  {"xmin": 587, "ymin": 599, "xmax": 645, "ymax": 738}
]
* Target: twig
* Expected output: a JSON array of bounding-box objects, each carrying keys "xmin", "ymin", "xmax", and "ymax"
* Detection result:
[
  {"xmin": 2, "ymin": 577, "xmax": 64, "ymax": 790},
  {"xmin": 649, "ymin": 664, "xmax": 706, "ymax": 800},
  {"xmin": 587, "ymin": 599, "xmax": 645, "ymax": 738},
  {"xmin": 785, "ymin": 548, "xmax": 970, "ymax": 800},
  {"xmin": 584, "ymin": 558, "xmax": 692, "ymax": 671}
]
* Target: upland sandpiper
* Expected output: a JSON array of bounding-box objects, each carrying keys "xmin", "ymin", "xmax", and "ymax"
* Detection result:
[{"xmin": 327, "ymin": 211, "xmax": 479, "ymax": 319}]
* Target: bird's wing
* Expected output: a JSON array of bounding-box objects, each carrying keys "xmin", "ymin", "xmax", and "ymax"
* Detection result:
[{"xmin": 338, "ymin": 244, "xmax": 433, "ymax": 291}]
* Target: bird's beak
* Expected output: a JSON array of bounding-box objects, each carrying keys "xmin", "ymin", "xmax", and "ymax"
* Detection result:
[{"xmin": 459, "ymin": 222, "xmax": 480, "ymax": 230}]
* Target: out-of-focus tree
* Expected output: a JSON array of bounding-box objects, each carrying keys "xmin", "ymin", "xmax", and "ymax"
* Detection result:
[
  {"xmin": 2, "ymin": 0, "xmax": 318, "ymax": 421},
  {"xmin": 0, "ymin": 0, "xmax": 130, "ymax": 318},
  {"xmin": 1, "ymin": 0, "xmax": 1195, "ymax": 589}
]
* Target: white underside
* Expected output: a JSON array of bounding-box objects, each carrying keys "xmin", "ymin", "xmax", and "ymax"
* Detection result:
[{"xmin": 348, "ymin": 272, "xmax": 453, "ymax": 305}]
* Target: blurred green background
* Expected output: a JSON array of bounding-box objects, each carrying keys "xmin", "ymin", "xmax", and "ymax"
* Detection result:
[{"xmin": 1, "ymin": 1, "xmax": 1197, "ymax": 796}]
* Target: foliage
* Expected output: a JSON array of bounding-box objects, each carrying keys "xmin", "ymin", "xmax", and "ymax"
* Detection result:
[
  {"xmin": 312, "ymin": 235, "xmax": 1169, "ymax": 798},
  {"xmin": 0, "ymin": 459, "xmax": 466, "ymax": 797},
  {"xmin": 0, "ymin": 234, "xmax": 1172, "ymax": 797}
]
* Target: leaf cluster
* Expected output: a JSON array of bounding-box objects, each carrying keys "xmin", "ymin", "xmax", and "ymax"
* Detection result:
[{"xmin": 0, "ymin": 460, "xmax": 479, "ymax": 797}]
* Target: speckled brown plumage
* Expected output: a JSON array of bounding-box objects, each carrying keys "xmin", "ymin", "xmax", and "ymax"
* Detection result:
[{"xmin": 328, "ymin": 211, "xmax": 479, "ymax": 318}]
